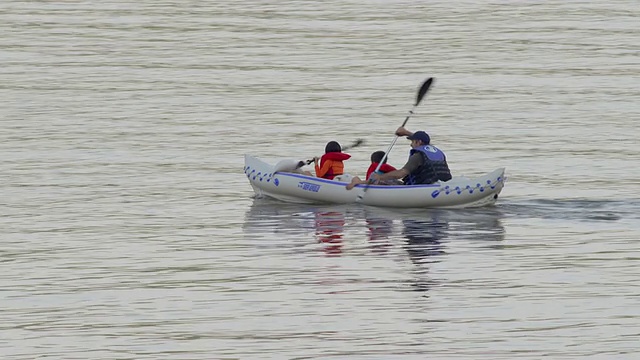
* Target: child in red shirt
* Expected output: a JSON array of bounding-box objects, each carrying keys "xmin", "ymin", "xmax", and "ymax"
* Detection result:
[{"xmin": 346, "ymin": 151, "xmax": 398, "ymax": 189}]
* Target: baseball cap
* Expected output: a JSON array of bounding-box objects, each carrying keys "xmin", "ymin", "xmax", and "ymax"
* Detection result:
[{"xmin": 406, "ymin": 131, "xmax": 430, "ymax": 145}]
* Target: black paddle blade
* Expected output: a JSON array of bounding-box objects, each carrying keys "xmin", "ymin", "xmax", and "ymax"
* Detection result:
[
  {"xmin": 341, "ymin": 138, "xmax": 365, "ymax": 152},
  {"xmin": 414, "ymin": 77, "xmax": 434, "ymax": 107},
  {"xmin": 346, "ymin": 138, "xmax": 365, "ymax": 150}
]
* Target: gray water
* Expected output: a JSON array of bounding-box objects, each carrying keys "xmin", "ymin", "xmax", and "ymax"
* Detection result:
[{"xmin": 2, "ymin": 0, "xmax": 639, "ymax": 359}]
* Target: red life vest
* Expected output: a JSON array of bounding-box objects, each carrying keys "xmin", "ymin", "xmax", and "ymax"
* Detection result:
[
  {"xmin": 316, "ymin": 152, "xmax": 351, "ymax": 179},
  {"xmin": 366, "ymin": 162, "xmax": 397, "ymax": 180}
]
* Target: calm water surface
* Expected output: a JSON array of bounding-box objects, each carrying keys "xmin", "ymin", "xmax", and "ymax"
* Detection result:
[{"xmin": 2, "ymin": 0, "xmax": 639, "ymax": 359}]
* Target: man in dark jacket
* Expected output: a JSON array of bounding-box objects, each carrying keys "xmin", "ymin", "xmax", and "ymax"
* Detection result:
[{"xmin": 371, "ymin": 127, "xmax": 452, "ymax": 185}]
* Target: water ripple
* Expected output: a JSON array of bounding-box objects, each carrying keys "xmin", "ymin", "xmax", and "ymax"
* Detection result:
[{"xmin": 2, "ymin": 0, "xmax": 639, "ymax": 358}]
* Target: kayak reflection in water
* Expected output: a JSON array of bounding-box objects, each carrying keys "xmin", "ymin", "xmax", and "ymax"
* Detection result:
[
  {"xmin": 401, "ymin": 215, "xmax": 449, "ymax": 293},
  {"xmin": 314, "ymin": 210, "xmax": 345, "ymax": 256},
  {"xmin": 364, "ymin": 209, "xmax": 395, "ymax": 254}
]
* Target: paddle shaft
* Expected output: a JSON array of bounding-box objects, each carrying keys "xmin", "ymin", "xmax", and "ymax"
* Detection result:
[
  {"xmin": 369, "ymin": 109, "xmax": 414, "ymax": 177},
  {"xmin": 357, "ymin": 77, "xmax": 433, "ymax": 200}
]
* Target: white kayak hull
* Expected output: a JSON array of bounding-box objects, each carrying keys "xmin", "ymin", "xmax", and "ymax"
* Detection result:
[{"xmin": 244, "ymin": 155, "xmax": 506, "ymax": 209}]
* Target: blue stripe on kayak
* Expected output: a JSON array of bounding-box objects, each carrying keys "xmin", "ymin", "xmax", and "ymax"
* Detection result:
[{"xmin": 275, "ymin": 172, "xmax": 440, "ymax": 189}]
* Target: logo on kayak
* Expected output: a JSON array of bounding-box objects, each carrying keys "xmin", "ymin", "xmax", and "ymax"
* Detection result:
[{"xmin": 298, "ymin": 181, "xmax": 320, "ymax": 192}]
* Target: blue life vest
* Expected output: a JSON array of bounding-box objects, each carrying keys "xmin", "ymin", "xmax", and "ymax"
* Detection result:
[{"xmin": 404, "ymin": 145, "xmax": 452, "ymax": 185}]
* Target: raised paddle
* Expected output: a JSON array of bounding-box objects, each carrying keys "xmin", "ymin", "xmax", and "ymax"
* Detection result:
[{"xmin": 356, "ymin": 77, "xmax": 434, "ymax": 201}]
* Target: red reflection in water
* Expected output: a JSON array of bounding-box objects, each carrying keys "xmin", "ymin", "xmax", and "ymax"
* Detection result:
[{"xmin": 315, "ymin": 211, "xmax": 344, "ymax": 256}]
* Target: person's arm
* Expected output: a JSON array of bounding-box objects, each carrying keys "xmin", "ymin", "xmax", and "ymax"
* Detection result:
[
  {"xmin": 315, "ymin": 159, "xmax": 332, "ymax": 178},
  {"xmin": 395, "ymin": 127, "xmax": 413, "ymax": 137},
  {"xmin": 374, "ymin": 168, "xmax": 409, "ymax": 181},
  {"xmin": 374, "ymin": 153, "xmax": 421, "ymax": 181}
]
